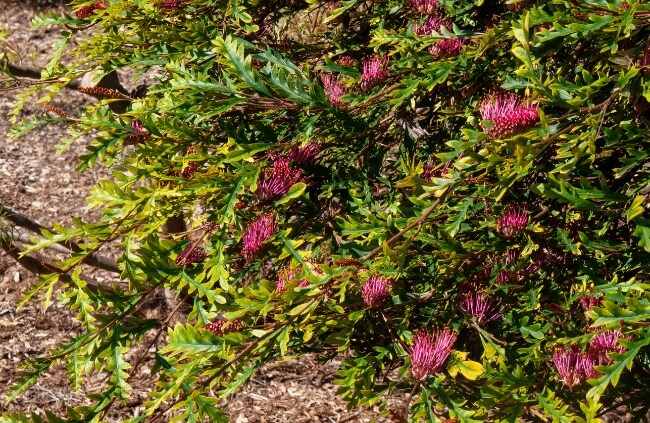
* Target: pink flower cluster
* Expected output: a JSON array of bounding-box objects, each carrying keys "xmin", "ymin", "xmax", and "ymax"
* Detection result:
[
  {"xmin": 180, "ymin": 146, "xmax": 199, "ymax": 178},
  {"xmin": 257, "ymin": 157, "xmax": 302, "ymax": 202},
  {"xmin": 429, "ymin": 38, "xmax": 464, "ymax": 59},
  {"xmin": 410, "ymin": 328, "xmax": 457, "ymax": 380},
  {"xmin": 459, "ymin": 291, "xmax": 501, "ymax": 325},
  {"xmin": 321, "ymin": 73, "xmax": 348, "ymax": 108},
  {"xmin": 361, "ymin": 274, "xmax": 391, "ymax": 308},
  {"xmin": 242, "ymin": 214, "xmax": 277, "ymax": 262},
  {"xmin": 552, "ymin": 345, "xmax": 598, "ymax": 388},
  {"xmin": 276, "ymin": 266, "xmax": 310, "ymax": 293},
  {"xmin": 286, "ymin": 142, "xmax": 322, "ymax": 165},
  {"xmin": 124, "ymin": 121, "xmax": 151, "ymax": 146},
  {"xmin": 336, "ymin": 55, "xmax": 357, "ymax": 67},
  {"xmin": 413, "ymin": 16, "xmax": 462, "ymax": 58},
  {"xmin": 360, "ymin": 55, "xmax": 390, "ymax": 91},
  {"xmin": 579, "ymin": 294, "xmax": 604, "ymax": 311},
  {"xmin": 204, "ymin": 318, "xmax": 243, "ymax": 336},
  {"xmin": 590, "ymin": 329, "xmax": 626, "ymax": 365},
  {"xmin": 175, "ymin": 240, "xmax": 207, "ymax": 266},
  {"xmin": 75, "ymin": 0, "xmax": 108, "ymax": 19},
  {"xmin": 553, "ymin": 330, "xmax": 627, "ymax": 388},
  {"xmin": 158, "ymin": 0, "xmax": 187, "ymax": 9},
  {"xmin": 497, "ymin": 205, "xmax": 528, "ymax": 238},
  {"xmin": 409, "ymin": 0, "xmax": 438, "ymax": 14},
  {"xmin": 479, "ymin": 93, "xmax": 539, "ymax": 139}
]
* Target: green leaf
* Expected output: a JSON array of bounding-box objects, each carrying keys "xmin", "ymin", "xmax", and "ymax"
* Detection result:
[
  {"xmin": 275, "ymin": 182, "xmax": 306, "ymax": 205},
  {"xmin": 213, "ymin": 35, "xmax": 270, "ymax": 95},
  {"xmin": 626, "ymin": 196, "xmax": 645, "ymax": 223}
]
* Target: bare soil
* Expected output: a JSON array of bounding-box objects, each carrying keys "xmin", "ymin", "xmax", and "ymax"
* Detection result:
[{"xmin": 0, "ymin": 3, "xmax": 401, "ymax": 421}]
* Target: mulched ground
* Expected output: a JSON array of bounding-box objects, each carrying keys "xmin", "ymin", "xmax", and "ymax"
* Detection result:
[{"xmin": 0, "ymin": 3, "xmax": 402, "ymax": 421}]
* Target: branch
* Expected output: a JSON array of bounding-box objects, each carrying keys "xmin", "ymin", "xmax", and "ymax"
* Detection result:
[
  {"xmin": 0, "ymin": 229, "xmax": 114, "ymax": 295},
  {"xmin": 362, "ymin": 183, "xmax": 457, "ymax": 260},
  {"xmin": 1, "ymin": 61, "xmax": 131, "ymax": 113},
  {"xmin": 0, "ymin": 204, "xmax": 120, "ymax": 273}
]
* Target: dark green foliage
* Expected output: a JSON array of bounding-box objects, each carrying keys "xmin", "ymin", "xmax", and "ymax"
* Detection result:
[{"xmin": 2, "ymin": 0, "xmax": 650, "ymax": 421}]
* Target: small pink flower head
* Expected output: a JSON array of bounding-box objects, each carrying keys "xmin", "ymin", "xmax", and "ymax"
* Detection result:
[
  {"xmin": 276, "ymin": 266, "xmax": 311, "ymax": 293},
  {"xmin": 75, "ymin": 5, "xmax": 96, "ymax": 18},
  {"xmin": 413, "ymin": 15, "xmax": 445, "ymax": 36},
  {"xmin": 287, "ymin": 142, "xmax": 321, "ymax": 165},
  {"xmin": 579, "ymin": 294, "xmax": 604, "ymax": 312},
  {"xmin": 242, "ymin": 214, "xmax": 277, "ymax": 262},
  {"xmin": 409, "ymin": 0, "xmax": 438, "ymax": 14},
  {"xmin": 361, "ymin": 274, "xmax": 391, "ymax": 308},
  {"xmin": 590, "ymin": 329, "xmax": 626, "ymax": 365},
  {"xmin": 410, "ymin": 328, "xmax": 458, "ymax": 380},
  {"xmin": 175, "ymin": 241, "xmax": 207, "ymax": 266},
  {"xmin": 125, "ymin": 120, "xmax": 151, "ymax": 145},
  {"xmin": 158, "ymin": 0, "xmax": 186, "ymax": 9},
  {"xmin": 336, "ymin": 55, "xmax": 357, "ymax": 68},
  {"xmin": 256, "ymin": 157, "xmax": 302, "ymax": 202},
  {"xmin": 275, "ymin": 267, "xmax": 294, "ymax": 293},
  {"xmin": 94, "ymin": 0, "xmax": 109, "ymax": 9},
  {"xmin": 552, "ymin": 345, "xmax": 593, "ymax": 388},
  {"xmin": 321, "ymin": 73, "xmax": 348, "ymax": 108},
  {"xmin": 459, "ymin": 292, "xmax": 501, "ymax": 325},
  {"xmin": 204, "ymin": 318, "xmax": 243, "ymax": 336},
  {"xmin": 421, "ymin": 158, "xmax": 451, "ymax": 181},
  {"xmin": 327, "ymin": 1, "xmax": 341, "ymax": 10},
  {"xmin": 429, "ymin": 39, "xmax": 463, "ymax": 59},
  {"xmin": 297, "ymin": 279, "xmax": 311, "ymax": 288},
  {"xmin": 360, "ymin": 55, "xmax": 390, "ymax": 91},
  {"xmin": 497, "ymin": 205, "xmax": 528, "ymax": 238},
  {"xmin": 181, "ymin": 146, "xmax": 199, "ymax": 178},
  {"xmin": 479, "ymin": 93, "xmax": 539, "ymax": 139}
]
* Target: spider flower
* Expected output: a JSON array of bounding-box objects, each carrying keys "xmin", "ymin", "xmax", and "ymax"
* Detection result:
[
  {"xmin": 579, "ymin": 294, "xmax": 604, "ymax": 312},
  {"xmin": 413, "ymin": 16, "xmax": 463, "ymax": 58},
  {"xmin": 242, "ymin": 214, "xmax": 277, "ymax": 262},
  {"xmin": 75, "ymin": 1, "xmax": 108, "ymax": 18},
  {"xmin": 361, "ymin": 274, "xmax": 391, "ymax": 308},
  {"xmin": 287, "ymin": 142, "xmax": 321, "ymax": 165},
  {"xmin": 204, "ymin": 318, "xmax": 243, "ymax": 336},
  {"xmin": 175, "ymin": 240, "xmax": 207, "ymax": 266},
  {"xmin": 360, "ymin": 55, "xmax": 389, "ymax": 91},
  {"xmin": 321, "ymin": 73, "xmax": 347, "ymax": 108},
  {"xmin": 124, "ymin": 120, "xmax": 151, "ymax": 146},
  {"xmin": 256, "ymin": 157, "xmax": 302, "ymax": 202},
  {"xmin": 479, "ymin": 93, "xmax": 539, "ymax": 138},
  {"xmin": 180, "ymin": 146, "xmax": 199, "ymax": 178},
  {"xmin": 410, "ymin": 328, "xmax": 457, "ymax": 380},
  {"xmin": 497, "ymin": 205, "xmax": 528, "ymax": 238},
  {"xmin": 459, "ymin": 292, "xmax": 501, "ymax": 325},
  {"xmin": 590, "ymin": 329, "xmax": 626, "ymax": 365},
  {"xmin": 429, "ymin": 39, "xmax": 463, "ymax": 59},
  {"xmin": 552, "ymin": 345, "xmax": 597, "ymax": 388},
  {"xmin": 276, "ymin": 266, "xmax": 309, "ymax": 293}
]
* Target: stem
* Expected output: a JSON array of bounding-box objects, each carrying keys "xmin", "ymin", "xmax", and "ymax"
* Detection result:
[{"xmin": 362, "ymin": 183, "xmax": 457, "ymax": 261}]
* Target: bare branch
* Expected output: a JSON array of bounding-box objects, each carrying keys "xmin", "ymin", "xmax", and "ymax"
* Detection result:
[
  {"xmin": 0, "ymin": 204, "xmax": 120, "ymax": 273},
  {"xmin": 0, "ymin": 229, "xmax": 115, "ymax": 295}
]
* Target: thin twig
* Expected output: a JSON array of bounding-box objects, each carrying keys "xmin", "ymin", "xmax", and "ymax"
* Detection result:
[{"xmin": 362, "ymin": 183, "xmax": 457, "ymax": 261}]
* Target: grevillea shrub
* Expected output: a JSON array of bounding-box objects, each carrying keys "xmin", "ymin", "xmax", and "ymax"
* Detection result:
[{"xmin": 2, "ymin": 0, "xmax": 650, "ymax": 421}]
